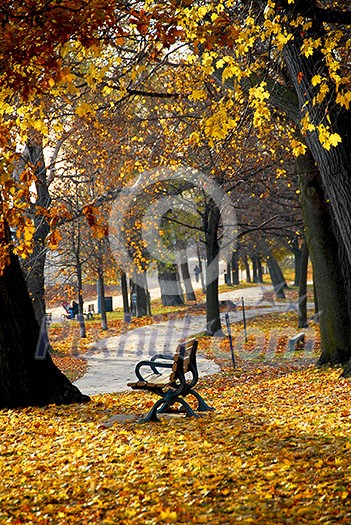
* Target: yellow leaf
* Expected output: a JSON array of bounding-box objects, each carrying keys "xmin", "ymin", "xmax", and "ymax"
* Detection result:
[
  {"xmin": 76, "ymin": 102, "xmax": 93, "ymax": 116},
  {"xmin": 311, "ymin": 75, "xmax": 322, "ymax": 86},
  {"xmin": 160, "ymin": 509, "xmax": 177, "ymax": 521},
  {"xmin": 329, "ymin": 133, "xmax": 342, "ymax": 147}
]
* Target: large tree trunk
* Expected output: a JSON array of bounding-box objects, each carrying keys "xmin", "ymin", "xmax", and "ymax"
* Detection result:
[
  {"xmin": 290, "ymin": 237, "xmax": 302, "ymax": 287},
  {"xmin": 215, "ymin": 3, "xmax": 351, "ymax": 369},
  {"xmin": 178, "ymin": 247, "xmax": 196, "ymax": 301},
  {"xmin": 196, "ymin": 243, "xmax": 206, "ymax": 293},
  {"xmin": 265, "ymin": 253, "xmax": 286, "ymax": 299},
  {"xmin": 0, "ymin": 250, "xmax": 89, "ymax": 408},
  {"xmin": 226, "ymin": 261, "xmax": 232, "ymax": 285},
  {"xmin": 282, "ymin": 20, "xmax": 351, "ymax": 368},
  {"xmin": 252, "ymin": 255, "xmax": 258, "ymax": 283},
  {"xmin": 205, "ymin": 199, "xmax": 222, "ymax": 336},
  {"xmin": 120, "ymin": 270, "xmax": 131, "ymax": 321},
  {"xmin": 20, "ymin": 139, "xmax": 51, "ymax": 325},
  {"xmin": 242, "ymin": 254, "xmax": 251, "ymax": 283},
  {"xmin": 298, "ymin": 240, "xmax": 309, "ymax": 329},
  {"xmin": 283, "ymin": 24, "xmax": 351, "ymax": 271},
  {"xmin": 157, "ymin": 262, "xmax": 184, "ymax": 306},
  {"xmin": 135, "ymin": 271, "xmax": 151, "ymax": 316},
  {"xmin": 231, "ymin": 250, "xmax": 240, "ymax": 285},
  {"xmin": 97, "ymin": 266, "xmax": 108, "ymax": 330},
  {"xmin": 252, "ymin": 255, "xmax": 264, "ymax": 283},
  {"xmin": 76, "ymin": 256, "xmax": 86, "ymax": 338},
  {"xmin": 297, "ymin": 152, "xmax": 351, "ymax": 365}
]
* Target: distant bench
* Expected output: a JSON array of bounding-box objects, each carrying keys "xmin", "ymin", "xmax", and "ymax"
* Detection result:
[
  {"xmin": 127, "ymin": 338, "xmax": 214, "ymax": 422},
  {"xmin": 288, "ymin": 332, "xmax": 305, "ymax": 351}
]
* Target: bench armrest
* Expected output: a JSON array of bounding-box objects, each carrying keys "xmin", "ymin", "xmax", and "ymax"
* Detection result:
[
  {"xmin": 150, "ymin": 353, "xmax": 173, "ymax": 361},
  {"xmin": 135, "ymin": 360, "xmax": 173, "ymax": 381},
  {"xmin": 148, "ymin": 354, "xmax": 174, "ymax": 373}
]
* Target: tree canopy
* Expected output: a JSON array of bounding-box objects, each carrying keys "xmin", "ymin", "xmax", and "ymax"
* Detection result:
[{"xmin": 2, "ymin": 0, "xmax": 351, "ymax": 408}]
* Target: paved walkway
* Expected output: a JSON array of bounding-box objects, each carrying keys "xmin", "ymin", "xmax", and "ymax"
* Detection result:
[
  {"xmin": 48, "ymin": 278, "xmax": 273, "ymax": 324},
  {"xmin": 73, "ymin": 291, "xmax": 301, "ymax": 395}
]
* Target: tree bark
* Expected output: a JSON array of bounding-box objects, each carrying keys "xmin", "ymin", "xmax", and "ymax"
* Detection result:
[
  {"xmin": 266, "ymin": 254, "xmax": 286, "ymax": 299},
  {"xmin": 196, "ymin": 243, "xmax": 206, "ymax": 293},
  {"xmin": 178, "ymin": 247, "xmax": 196, "ymax": 301},
  {"xmin": 242, "ymin": 255, "xmax": 251, "ymax": 283},
  {"xmin": 134, "ymin": 271, "xmax": 151, "ymax": 316},
  {"xmin": 290, "ymin": 237, "xmax": 302, "ymax": 287},
  {"xmin": 75, "ymin": 249, "xmax": 86, "ymax": 338},
  {"xmin": 205, "ymin": 199, "xmax": 223, "ymax": 336},
  {"xmin": 257, "ymin": 257, "xmax": 264, "ymax": 283},
  {"xmin": 19, "ymin": 139, "xmax": 51, "ymax": 325},
  {"xmin": 120, "ymin": 270, "xmax": 130, "ymax": 321},
  {"xmin": 298, "ymin": 240, "xmax": 309, "ymax": 328},
  {"xmin": 157, "ymin": 263, "xmax": 184, "ymax": 306},
  {"xmin": 283, "ymin": 13, "xmax": 351, "ymax": 270},
  {"xmin": 97, "ymin": 267, "xmax": 108, "ymax": 330},
  {"xmin": 297, "ymin": 152, "xmax": 351, "ymax": 365},
  {"xmin": 231, "ymin": 250, "xmax": 240, "ymax": 285},
  {"xmin": 0, "ymin": 249, "xmax": 89, "ymax": 408},
  {"xmin": 252, "ymin": 255, "xmax": 258, "ymax": 283}
]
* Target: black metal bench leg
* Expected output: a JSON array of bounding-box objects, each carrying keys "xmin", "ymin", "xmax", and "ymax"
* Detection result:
[
  {"xmin": 177, "ymin": 398, "xmax": 200, "ymax": 418},
  {"xmin": 189, "ymin": 389, "xmax": 215, "ymax": 412},
  {"xmin": 139, "ymin": 398, "xmax": 165, "ymax": 423},
  {"xmin": 157, "ymin": 402, "xmax": 170, "ymax": 414}
]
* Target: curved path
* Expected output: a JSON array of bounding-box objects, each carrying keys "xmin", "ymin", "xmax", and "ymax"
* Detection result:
[{"xmin": 73, "ymin": 285, "xmax": 305, "ymax": 395}]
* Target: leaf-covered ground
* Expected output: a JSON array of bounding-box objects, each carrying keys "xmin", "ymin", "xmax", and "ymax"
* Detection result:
[{"xmin": 2, "ymin": 309, "xmax": 351, "ymax": 524}]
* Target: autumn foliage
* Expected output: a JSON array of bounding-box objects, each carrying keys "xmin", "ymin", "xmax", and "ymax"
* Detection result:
[
  {"xmin": 0, "ymin": 308, "xmax": 344, "ymax": 523},
  {"xmin": 1, "ymin": 345, "xmax": 351, "ymax": 523}
]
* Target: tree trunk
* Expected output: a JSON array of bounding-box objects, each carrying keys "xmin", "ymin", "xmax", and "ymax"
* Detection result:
[
  {"xmin": 178, "ymin": 247, "xmax": 196, "ymax": 301},
  {"xmin": 252, "ymin": 255, "xmax": 264, "ymax": 283},
  {"xmin": 252, "ymin": 255, "xmax": 258, "ymax": 283},
  {"xmin": 120, "ymin": 270, "xmax": 130, "ymax": 321},
  {"xmin": 257, "ymin": 256, "xmax": 264, "ymax": 283},
  {"xmin": 297, "ymin": 152, "xmax": 351, "ymax": 365},
  {"xmin": 290, "ymin": 237, "xmax": 302, "ymax": 287},
  {"xmin": 76, "ymin": 257, "xmax": 86, "ymax": 338},
  {"xmin": 20, "ymin": 139, "xmax": 51, "ymax": 325},
  {"xmin": 196, "ymin": 243, "xmax": 206, "ymax": 292},
  {"xmin": 215, "ymin": 5, "xmax": 351, "ymax": 368},
  {"xmin": 226, "ymin": 262, "xmax": 232, "ymax": 285},
  {"xmin": 283, "ymin": 23, "xmax": 351, "ymax": 271},
  {"xmin": 231, "ymin": 250, "xmax": 239, "ymax": 285},
  {"xmin": 242, "ymin": 255, "xmax": 251, "ymax": 283},
  {"xmin": 157, "ymin": 263, "xmax": 184, "ymax": 306},
  {"xmin": 298, "ymin": 240, "xmax": 309, "ymax": 328},
  {"xmin": 131, "ymin": 272, "xmax": 151, "ymax": 316},
  {"xmin": 266, "ymin": 254, "xmax": 286, "ymax": 299},
  {"xmin": 97, "ymin": 267, "xmax": 108, "ymax": 330},
  {"xmin": 0, "ymin": 250, "xmax": 89, "ymax": 408},
  {"xmin": 205, "ymin": 199, "xmax": 223, "ymax": 336},
  {"xmin": 313, "ymin": 279, "xmax": 319, "ymax": 319}
]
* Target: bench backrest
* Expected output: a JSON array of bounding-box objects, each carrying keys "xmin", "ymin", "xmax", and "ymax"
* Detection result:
[{"xmin": 168, "ymin": 339, "xmax": 198, "ymax": 383}]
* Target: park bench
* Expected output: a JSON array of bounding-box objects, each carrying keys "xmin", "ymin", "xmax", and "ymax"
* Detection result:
[
  {"xmin": 288, "ymin": 332, "xmax": 305, "ymax": 351},
  {"xmin": 127, "ymin": 338, "xmax": 214, "ymax": 422}
]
